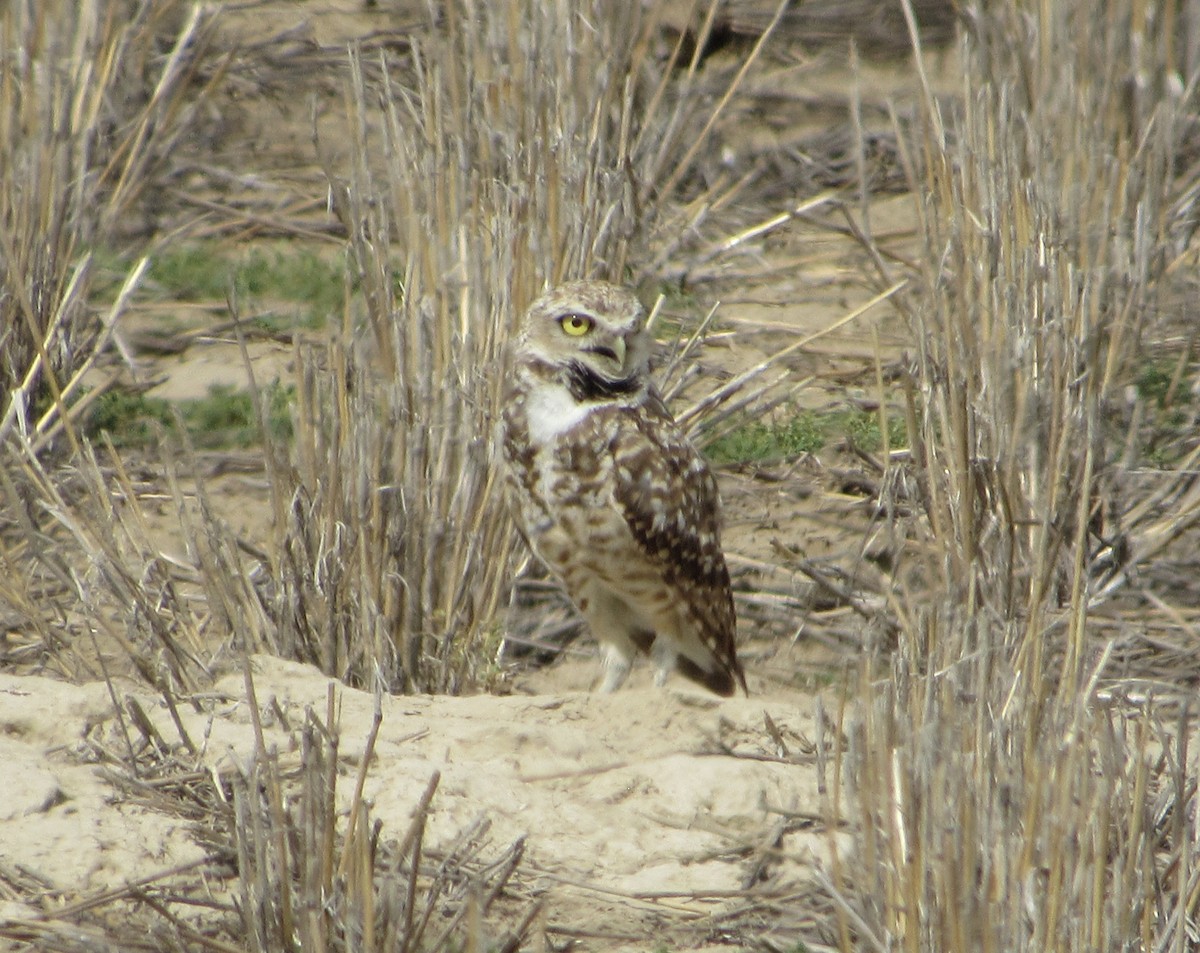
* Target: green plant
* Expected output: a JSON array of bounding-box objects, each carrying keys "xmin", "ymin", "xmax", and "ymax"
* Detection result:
[
  {"xmin": 840, "ymin": 407, "xmax": 906, "ymax": 452},
  {"xmin": 147, "ymin": 244, "xmax": 235, "ymax": 300},
  {"xmin": 706, "ymin": 413, "xmax": 825, "ymax": 464},
  {"xmin": 87, "ymin": 382, "xmax": 294, "ymax": 449},
  {"xmin": 87, "ymin": 390, "xmax": 175, "ymax": 448},
  {"xmin": 1130, "ymin": 359, "xmax": 1197, "ymax": 467},
  {"xmin": 1136, "ymin": 361, "xmax": 1176, "ymax": 407},
  {"xmin": 704, "ymin": 406, "xmax": 905, "ymax": 464},
  {"xmin": 143, "ymin": 243, "xmax": 347, "ymax": 328},
  {"xmin": 181, "ymin": 383, "xmax": 294, "ymax": 448}
]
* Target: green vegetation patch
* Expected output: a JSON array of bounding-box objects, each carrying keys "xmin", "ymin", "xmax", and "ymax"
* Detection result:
[
  {"xmin": 705, "ymin": 406, "xmax": 906, "ymax": 465},
  {"xmin": 152, "ymin": 243, "xmax": 344, "ymax": 306},
  {"xmin": 87, "ymin": 389, "xmax": 176, "ymax": 448},
  {"xmin": 1131, "ymin": 358, "xmax": 1198, "ymax": 468},
  {"xmin": 706, "ymin": 413, "xmax": 824, "ymax": 464},
  {"xmin": 88, "ymin": 382, "xmax": 294, "ymax": 449},
  {"xmin": 97, "ymin": 241, "xmax": 348, "ymax": 330}
]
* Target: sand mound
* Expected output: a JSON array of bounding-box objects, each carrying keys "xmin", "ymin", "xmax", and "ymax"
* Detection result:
[{"xmin": 0, "ymin": 655, "xmax": 831, "ymax": 947}]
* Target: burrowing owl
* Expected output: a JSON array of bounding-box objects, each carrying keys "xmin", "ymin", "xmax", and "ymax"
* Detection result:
[{"xmin": 502, "ymin": 280, "xmax": 746, "ymax": 696}]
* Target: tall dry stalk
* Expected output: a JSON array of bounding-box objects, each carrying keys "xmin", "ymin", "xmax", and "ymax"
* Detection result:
[
  {"xmin": 831, "ymin": 642, "xmax": 1197, "ymax": 952},
  {"xmin": 899, "ymin": 0, "xmax": 1189, "ymax": 688},
  {"xmin": 828, "ymin": 0, "xmax": 1200, "ymax": 949},
  {"xmin": 231, "ymin": 687, "xmax": 534, "ymax": 953}
]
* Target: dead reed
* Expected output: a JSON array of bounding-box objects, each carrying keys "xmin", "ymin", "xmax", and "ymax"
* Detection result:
[
  {"xmin": 895, "ymin": 0, "xmax": 1193, "ymax": 683},
  {"xmin": 0, "ymin": 0, "xmax": 222, "ymax": 681},
  {"xmin": 228, "ymin": 686, "xmax": 537, "ymax": 953},
  {"xmin": 827, "ymin": 0, "xmax": 1200, "ymax": 948}
]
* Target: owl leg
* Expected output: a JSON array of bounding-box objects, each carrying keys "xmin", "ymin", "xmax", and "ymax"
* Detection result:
[
  {"xmin": 643, "ymin": 606, "xmax": 738, "ymax": 696},
  {"xmin": 651, "ymin": 640, "xmax": 677, "ymax": 687},
  {"xmin": 598, "ymin": 644, "xmax": 634, "ymax": 693},
  {"xmin": 572, "ymin": 582, "xmax": 653, "ymax": 693}
]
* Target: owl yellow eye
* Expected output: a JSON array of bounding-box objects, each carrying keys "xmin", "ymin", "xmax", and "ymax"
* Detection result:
[{"xmin": 559, "ymin": 314, "xmax": 593, "ymax": 336}]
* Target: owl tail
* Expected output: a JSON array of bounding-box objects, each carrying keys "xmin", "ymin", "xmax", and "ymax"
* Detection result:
[
  {"xmin": 644, "ymin": 627, "xmax": 748, "ymax": 697},
  {"xmin": 674, "ymin": 652, "xmax": 747, "ymax": 698}
]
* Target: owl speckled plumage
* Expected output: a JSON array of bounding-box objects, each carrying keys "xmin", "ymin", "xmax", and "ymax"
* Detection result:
[{"xmin": 502, "ymin": 280, "xmax": 746, "ymax": 697}]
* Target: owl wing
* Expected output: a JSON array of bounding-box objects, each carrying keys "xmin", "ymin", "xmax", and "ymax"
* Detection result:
[{"xmin": 609, "ymin": 391, "xmax": 745, "ymax": 695}]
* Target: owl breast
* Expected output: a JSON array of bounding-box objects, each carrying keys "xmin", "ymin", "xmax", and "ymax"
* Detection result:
[{"xmin": 504, "ymin": 376, "xmax": 623, "ymax": 568}]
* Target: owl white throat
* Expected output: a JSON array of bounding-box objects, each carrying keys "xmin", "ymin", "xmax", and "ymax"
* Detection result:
[{"xmin": 520, "ymin": 376, "xmax": 596, "ymax": 442}]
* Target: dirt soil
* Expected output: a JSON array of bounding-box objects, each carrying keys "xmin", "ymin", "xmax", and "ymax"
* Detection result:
[
  {"xmin": 0, "ymin": 1, "xmax": 938, "ymax": 949},
  {"xmin": 0, "ymin": 655, "xmax": 837, "ymax": 949}
]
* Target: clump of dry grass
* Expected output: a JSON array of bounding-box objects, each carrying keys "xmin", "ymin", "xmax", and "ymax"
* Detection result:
[
  {"xmin": 895, "ymin": 0, "xmax": 1193, "ymax": 680},
  {"xmin": 0, "ymin": 0, "xmax": 222, "ymax": 680},
  {"xmin": 0, "ymin": 0, "xmax": 216, "ymax": 434},
  {"xmin": 826, "ymin": 0, "xmax": 1200, "ymax": 947},
  {"xmin": 830, "ymin": 646, "xmax": 1197, "ymax": 951},
  {"xmin": 228, "ymin": 687, "xmax": 536, "ymax": 953},
  {"xmin": 238, "ymin": 0, "xmax": 788, "ymax": 692}
]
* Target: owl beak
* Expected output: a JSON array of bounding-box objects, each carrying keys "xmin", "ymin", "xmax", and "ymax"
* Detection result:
[
  {"xmin": 580, "ymin": 331, "xmax": 628, "ymax": 367},
  {"xmin": 586, "ymin": 336, "xmax": 628, "ymax": 371},
  {"xmin": 610, "ymin": 335, "xmax": 627, "ymax": 369}
]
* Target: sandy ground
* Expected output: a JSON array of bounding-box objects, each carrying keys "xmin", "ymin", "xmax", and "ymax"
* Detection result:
[{"xmin": 0, "ymin": 653, "xmax": 837, "ymax": 949}]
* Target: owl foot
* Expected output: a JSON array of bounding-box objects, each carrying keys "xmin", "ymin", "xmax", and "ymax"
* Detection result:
[
  {"xmin": 598, "ymin": 646, "xmax": 632, "ymax": 693},
  {"xmin": 652, "ymin": 640, "xmax": 677, "ymax": 688}
]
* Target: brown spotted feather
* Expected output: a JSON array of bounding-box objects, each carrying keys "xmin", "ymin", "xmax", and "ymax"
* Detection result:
[{"xmin": 610, "ymin": 393, "xmax": 743, "ymax": 694}]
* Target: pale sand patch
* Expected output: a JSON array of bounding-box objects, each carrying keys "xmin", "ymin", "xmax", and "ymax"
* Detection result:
[{"xmin": 0, "ymin": 655, "xmax": 836, "ymax": 939}]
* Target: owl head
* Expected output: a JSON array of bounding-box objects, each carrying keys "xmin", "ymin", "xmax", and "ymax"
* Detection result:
[{"xmin": 515, "ymin": 280, "xmax": 652, "ymax": 387}]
